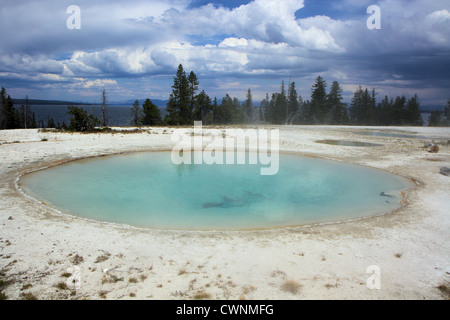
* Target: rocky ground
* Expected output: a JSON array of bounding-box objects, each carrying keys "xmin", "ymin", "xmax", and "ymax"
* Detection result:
[{"xmin": 0, "ymin": 125, "xmax": 449, "ymax": 300}]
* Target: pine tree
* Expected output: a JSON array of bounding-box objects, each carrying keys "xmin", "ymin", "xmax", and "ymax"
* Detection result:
[
  {"xmin": 142, "ymin": 99, "xmax": 162, "ymax": 126},
  {"xmin": 270, "ymin": 81, "xmax": 288, "ymax": 124},
  {"xmin": 310, "ymin": 76, "xmax": 328, "ymax": 123},
  {"xmin": 243, "ymin": 88, "xmax": 253, "ymax": 123},
  {"xmin": 166, "ymin": 64, "xmax": 190, "ymax": 125},
  {"xmin": 130, "ymin": 99, "xmax": 142, "ymax": 126},
  {"xmin": 299, "ymin": 99, "xmax": 312, "ymax": 124},
  {"xmin": 405, "ymin": 94, "xmax": 423, "ymax": 126},
  {"xmin": 326, "ymin": 81, "xmax": 347, "ymax": 124},
  {"xmin": 349, "ymin": 86, "xmax": 364, "ymax": 124},
  {"xmin": 232, "ymin": 97, "xmax": 244, "ymax": 124},
  {"xmin": 211, "ymin": 97, "xmax": 218, "ymax": 124},
  {"xmin": 349, "ymin": 87, "xmax": 373, "ymax": 125},
  {"xmin": 47, "ymin": 118, "xmax": 56, "ymax": 128},
  {"xmin": 428, "ymin": 110, "xmax": 441, "ymax": 127},
  {"xmin": 392, "ymin": 96, "xmax": 406, "ymax": 125},
  {"xmin": 444, "ymin": 99, "xmax": 450, "ymax": 126},
  {"xmin": 193, "ymin": 90, "xmax": 212, "ymax": 122},
  {"xmin": 187, "ymin": 71, "xmax": 199, "ymax": 122},
  {"xmin": 67, "ymin": 106, "xmax": 99, "ymax": 131},
  {"xmin": 0, "ymin": 87, "xmax": 16, "ymax": 129},
  {"xmin": 261, "ymin": 93, "xmax": 271, "ymax": 123},
  {"xmin": 216, "ymin": 94, "xmax": 233, "ymax": 124},
  {"xmin": 287, "ymin": 82, "xmax": 299, "ymax": 124},
  {"xmin": 376, "ymin": 95, "xmax": 393, "ymax": 125},
  {"xmin": 31, "ymin": 112, "xmax": 37, "ymax": 128}
]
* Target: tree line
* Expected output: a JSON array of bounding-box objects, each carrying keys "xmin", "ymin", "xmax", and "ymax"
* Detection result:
[
  {"xmin": 1, "ymin": 65, "xmax": 449, "ymax": 130},
  {"xmin": 130, "ymin": 65, "xmax": 449, "ymax": 127},
  {"xmin": 0, "ymin": 87, "xmax": 37, "ymax": 129}
]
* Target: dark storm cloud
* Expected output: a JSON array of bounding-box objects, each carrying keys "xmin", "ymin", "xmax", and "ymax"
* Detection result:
[{"xmin": 0, "ymin": 0, "xmax": 448, "ymax": 104}]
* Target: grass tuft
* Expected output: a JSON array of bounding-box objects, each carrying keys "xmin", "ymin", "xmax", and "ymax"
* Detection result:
[
  {"xmin": 22, "ymin": 292, "xmax": 38, "ymax": 300},
  {"xmin": 71, "ymin": 254, "xmax": 84, "ymax": 265},
  {"xmin": 193, "ymin": 290, "xmax": 212, "ymax": 300},
  {"xmin": 437, "ymin": 283, "xmax": 450, "ymax": 299},
  {"xmin": 56, "ymin": 282, "xmax": 68, "ymax": 290},
  {"xmin": 281, "ymin": 280, "xmax": 302, "ymax": 294}
]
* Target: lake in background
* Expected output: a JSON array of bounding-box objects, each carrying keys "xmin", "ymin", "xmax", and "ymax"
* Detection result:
[
  {"xmin": 13, "ymin": 104, "xmax": 433, "ymax": 128},
  {"xmin": 13, "ymin": 104, "xmax": 167, "ymax": 127}
]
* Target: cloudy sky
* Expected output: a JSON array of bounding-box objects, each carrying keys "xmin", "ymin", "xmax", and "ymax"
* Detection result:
[{"xmin": 0, "ymin": 0, "xmax": 449, "ymax": 106}]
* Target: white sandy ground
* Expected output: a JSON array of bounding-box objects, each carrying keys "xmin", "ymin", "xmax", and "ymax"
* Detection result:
[{"xmin": 0, "ymin": 125, "xmax": 449, "ymax": 300}]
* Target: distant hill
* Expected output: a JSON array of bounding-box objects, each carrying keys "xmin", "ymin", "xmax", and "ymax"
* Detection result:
[
  {"xmin": 12, "ymin": 99, "xmax": 92, "ymax": 106},
  {"xmin": 419, "ymin": 105, "xmax": 444, "ymax": 112},
  {"xmin": 12, "ymin": 98, "xmax": 169, "ymax": 107},
  {"xmin": 108, "ymin": 99, "xmax": 169, "ymax": 107}
]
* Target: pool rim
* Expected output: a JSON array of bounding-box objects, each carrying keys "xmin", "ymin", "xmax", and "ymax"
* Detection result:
[{"xmin": 15, "ymin": 148, "xmax": 419, "ymax": 232}]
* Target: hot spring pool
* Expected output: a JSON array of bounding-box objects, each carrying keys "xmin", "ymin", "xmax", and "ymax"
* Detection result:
[{"xmin": 20, "ymin": 152, "xmax": 413, "ymax": 230}]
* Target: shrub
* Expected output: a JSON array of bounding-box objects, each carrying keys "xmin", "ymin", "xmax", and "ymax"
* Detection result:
[{"xmin": 67, "ymin": 106, "xmax": 99, "ymax": 132}]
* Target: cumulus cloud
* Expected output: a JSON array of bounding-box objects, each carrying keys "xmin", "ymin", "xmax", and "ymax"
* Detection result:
[{"xmin": 0, "ymin": 0, "xmax": 448, "ymax": 104}]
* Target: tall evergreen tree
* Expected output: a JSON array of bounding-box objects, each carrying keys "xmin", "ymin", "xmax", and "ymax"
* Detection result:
[
  {"xmin": 193, "ymin": 90, "xmax": 212, "ymax": 122},
  {"xmin": 391, "ymin": 95, "xmax": 406, "ymax": 125},
  {"xmin": 376, "ymin": 95, "xmax": 392, "ymax": 125},
  {"xmin": 0, "ymin": 87, "xmax": 4, "ymax": 129},
  {"xmin": 130, "ymin": 99, "xmax": 142, "ymax": 126},
  {"xmin": 271, "ymin": 81, "xmax": 288, "ymax": 124},
  {"xmin": 0, "ymin": 88, "xmax": 16, "ymax": 130},
  {"xmin": 444, "ymin": 99, "xmax": 450, "ymax": 126},
  {"xmin": 243, "ymin": 88, "xmax": 253, "ymax": 123},
  {"xmin": 327, "ymin": 81, "xmax": 347, "ymax": 125},
  {"xmin": 298, "ymin": 99, "xmax": 312, "ymax": 124},
  {"xmin": 310, "ymin": 76, "xmax": 328, "ymax": 123},
  {"xmin": 349, "ymin": 86, "xmax": 374, "ymax": 125},
  {"xmin": 287, "ymin": 81, "xmax": 299, "ymax": 124},
  {"xmin": 211, "ymin": 97, "xmax": 218, "ymax": 124},
  {"xmin": 428, "ymin": 110, "xmax": 441, "ymax": 127},
  {"xmin": 187, "ymin": 70, "xmax": 199, "ymax": 122},
  {"xmin": 261, "ymin": 93, "xmax": 270, "ymax": 123},
  {"xmin": 142, "ymin": 99, "xmax": 162, "ymax": 126},
  {"xmin": 166, "ymin": 64, "xmax": 190, "ymax": 125},
  {"xmin": 349, "ymin": 86, "xmax": 364, "ymax": 124},
  {"xmin": 215, "ymin": 94, "xmax": 233, "ymax": 124},
  {"xmin": 405, "ymin": 94, "xmax": 423, "ymax": 126},
  {"xmin": 233, "ymin": 97, "xmax": 244, "ymax": 124}
]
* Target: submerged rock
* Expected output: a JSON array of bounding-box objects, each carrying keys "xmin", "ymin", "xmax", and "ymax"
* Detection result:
[
  {"xmin": 380, "ymin": 192, "xmax": 394, "ymax": 198},
  {"xmin": 202, "ymin": 191, "xmax": 267, "ymax": 209},
  {"xmin": 440, "ymin": 167, "xmax": 450, "ymax": 177}
]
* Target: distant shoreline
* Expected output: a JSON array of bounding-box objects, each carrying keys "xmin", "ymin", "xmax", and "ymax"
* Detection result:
[{"xmin": 12, "ymin": 99, "xmax": 92, "ymax": 106}]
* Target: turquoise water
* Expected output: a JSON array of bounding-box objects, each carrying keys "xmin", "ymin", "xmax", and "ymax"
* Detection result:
[{"xmin": 21, "ymin": 152, "xmax": 413, "ymax": 230}]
